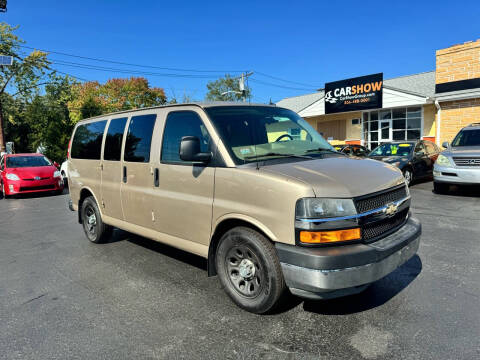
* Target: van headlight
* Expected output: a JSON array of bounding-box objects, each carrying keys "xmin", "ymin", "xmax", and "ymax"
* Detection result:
[
  {"xmin": 53, "ymin": 170, "xmax": 61, "ymax": 178},
  {"xmin": 6, "ymin": 173, "xmax": 20, "ymax": 181},
  {"xmin": 296, "ymin": 198, "xmax": 357, "ymax": 219},
  {"xmin": 436, "ymin": 154, "xmax": 453, "ymax": 167}
]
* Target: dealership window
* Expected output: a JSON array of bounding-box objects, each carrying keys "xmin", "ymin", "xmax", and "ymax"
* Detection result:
[{"xmin": 363, "ymin": 106, "xmax": 422, "ymax": 150}]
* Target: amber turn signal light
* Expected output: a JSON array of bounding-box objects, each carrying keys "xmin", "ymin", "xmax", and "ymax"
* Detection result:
[{"xmin": 299, "ymin": 228, "xmax": 361, "ymax": 244}]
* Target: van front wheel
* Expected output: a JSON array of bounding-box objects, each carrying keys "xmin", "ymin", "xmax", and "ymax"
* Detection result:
[
  {"xmin": 81, "ymin": 196, "xmax": 112, "ymax": 243},
  {"xmin": 215, "ymin": 227, "xmax": 286, "ymax": 314}
]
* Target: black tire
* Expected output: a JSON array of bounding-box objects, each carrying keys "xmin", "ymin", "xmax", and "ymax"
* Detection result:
[
  {"xmin": 1, "ymin": 182, "xmax": 9, "ymax": 199},
  {"xmin": 81, "ymin": 196, "xmax": 112, "ymax": 243},
  {"xmin": 434, "ymin": 182, "xmax": 449, "ymax": 194},
  {"xmin": 215, "ymin": 226, "xmax": 286, "ymax": 314},
  {"xmin": 402, "ymin": 168, "xmax": 413, "ymax": 186},
  {"xmin": 61, "ymin": 172, "xmax": 68, "ymax": 188}
]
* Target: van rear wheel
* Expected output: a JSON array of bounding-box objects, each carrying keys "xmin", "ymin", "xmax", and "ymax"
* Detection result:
[
  {"xmin": 215, "ymin": 227, "xmax": 286, "ymax": 314},
  {"xmin": 81, "ymin": 196, "xmax": 112, "ymax": 243}
]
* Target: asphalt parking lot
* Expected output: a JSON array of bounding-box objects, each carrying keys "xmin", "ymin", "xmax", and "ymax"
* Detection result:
[{"xmin": 0, "ymin": 181, "xmax": 479, "ymax": 360}]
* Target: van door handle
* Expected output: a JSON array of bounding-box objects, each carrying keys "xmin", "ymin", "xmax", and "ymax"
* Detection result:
[
  {"xmin": 154, "ymin": 168, "xmax": 159, "ymax": 187},
  {"xmin": 123, "ymin": 166, "xmax": 127, "ymax": 183}
]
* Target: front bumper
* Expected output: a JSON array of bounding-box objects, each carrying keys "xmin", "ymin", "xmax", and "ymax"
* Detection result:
[
  {"xmin": 433, "ymin": 164, "xmax": 480, "ymax": 185},
  {"xmin": 3, "ymin": 177, "xmax": 64, "ymax": 195},
  {"xmin": 276, "ymin": 215, "xmax": 421, "ymax": 300}
]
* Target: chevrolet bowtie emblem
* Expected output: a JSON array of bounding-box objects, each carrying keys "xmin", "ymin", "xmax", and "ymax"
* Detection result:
[{"xmin": 384, "ymin": 203, "xmax": 398, "ymax": 217}]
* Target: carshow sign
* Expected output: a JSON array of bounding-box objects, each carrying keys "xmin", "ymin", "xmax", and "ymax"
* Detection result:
[{"xmin": 325, "ymin": 73, "xmax": 383, "ymax": 114}]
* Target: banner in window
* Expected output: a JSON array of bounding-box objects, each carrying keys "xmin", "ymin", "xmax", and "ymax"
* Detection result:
[{"xmin": 325, "ymin": 73, "xmax": 383, "ymax": 114}]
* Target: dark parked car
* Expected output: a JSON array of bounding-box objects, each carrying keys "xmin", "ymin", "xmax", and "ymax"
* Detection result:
[
  {"xmin": 334, "ymin": 144, "xmax": 370, "ymax": 157},
  {"xmin": 368, "ymin": 140, "xmax": 441, "ymax": 185}
]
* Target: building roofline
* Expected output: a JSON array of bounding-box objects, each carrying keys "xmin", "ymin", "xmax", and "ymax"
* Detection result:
[{"xmin": 384, "ymin": 70, "xmax": 435, "ymax": 81}]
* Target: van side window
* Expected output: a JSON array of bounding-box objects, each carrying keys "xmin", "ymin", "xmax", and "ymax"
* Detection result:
[
  {"xmin": 71, "ymin": 121, "xmax": 107, "ymax": 160},
  {"xmin": 161, "ymin": 111, "xmax": 210, "ymax": 164},
  {"xmin": 104, "ymin": 117, "xmax": 127, "ymax": 161},
  {"xmin": 124, "ymin": 114, "xmax": 157, "ymax": 163}
]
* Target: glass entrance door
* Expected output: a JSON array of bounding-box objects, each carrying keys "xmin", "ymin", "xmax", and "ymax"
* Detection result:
[{"xmin": 380, "ymin": 120, "xmax": 391, "ymax": 143}]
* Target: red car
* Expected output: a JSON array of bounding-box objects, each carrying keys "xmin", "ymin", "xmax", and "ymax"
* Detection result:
[{"xmin": 0, "ymin": 153, "xmax": 64, "ymax": 197}]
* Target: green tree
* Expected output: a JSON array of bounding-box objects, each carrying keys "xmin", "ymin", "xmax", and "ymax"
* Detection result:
[
  {"xmin": 205, "ymin": 74, "xmax": 251, "ymax": 102},
  {"xmin": 0, "ymin": 22, "xmax": 50, "ymax": 152},
  {"xmin": 25, "ymin": 74, "xmax": 78, "ymax": 162},
  {"xmin": 68, "ymin": 77, "xmax": 167, "ymax": 122}
]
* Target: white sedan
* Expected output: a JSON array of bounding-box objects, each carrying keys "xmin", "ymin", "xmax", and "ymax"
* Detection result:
[{"xmin": 60, "ymin": 160, "xmax": 68, "ymax": 187}]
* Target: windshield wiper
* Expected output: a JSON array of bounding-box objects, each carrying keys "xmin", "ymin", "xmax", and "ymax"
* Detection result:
[
  {"xmin": 304, "ymin": 148, "xmax": 340, "ymax": 154},
  {"xmin": 244, "ymin": 152, "xmax": 313, "ymax": 160}
]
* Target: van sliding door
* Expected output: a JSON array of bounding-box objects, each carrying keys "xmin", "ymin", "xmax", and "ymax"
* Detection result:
[
  {"xmin": 101, "ymin": 117, "xmax": 128, "ymax": 221},
  {"xmin": 120, "ymin": 113, "xmax": 157, "ymax": 228}
]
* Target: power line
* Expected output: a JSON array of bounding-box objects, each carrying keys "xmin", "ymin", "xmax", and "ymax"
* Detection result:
[
  {"xmin": 20, "ymin": 45, "xmax": 244, "ymax": 74},
  {"xmin": 53, "ymin": 70, "xmax": 91, "ymax": 82},
  {"xmin": 249, "ymin": 78, "xmax": 316, "ymax": 91},
  {"xmin": 52, "ymin": 59, "xmax": 219, "ymax": 79},
  {"xmin": 21, "ymin": 45, "xmax": 321, "ymax": 89},
  {"xmin": 255, "ymin": 71, "xmax": 319, "ymax": 88}
]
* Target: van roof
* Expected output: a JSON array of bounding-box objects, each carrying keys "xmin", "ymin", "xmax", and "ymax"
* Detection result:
[{"xmin": 77, "ymin": 102, "xmax": 277, "ymax": 123}]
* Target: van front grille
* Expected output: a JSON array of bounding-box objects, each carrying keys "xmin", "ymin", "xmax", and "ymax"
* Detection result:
[
  {"xmin": 362, "ymin": 208, "xmax": 409, "ymax": 242},
  {"xmin": 354, "ymin": 185, "xmax": 408, "ymax": 214},
  {"xmin": 452, "ymin": 157, "xmax": 480, "ymax": 166}
]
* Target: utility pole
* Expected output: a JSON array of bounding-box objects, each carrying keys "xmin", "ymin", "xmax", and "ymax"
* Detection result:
[
  {"xmin": 0, "ymin": 55, "xmax": 13, "ymax": 153},
  {"xmin": 239, "ymin": 71, "xmax": 253, "ymax": 102},
  {"xmin": 221, "ymin": 71, "xmax": 253, "ymax": 102}
]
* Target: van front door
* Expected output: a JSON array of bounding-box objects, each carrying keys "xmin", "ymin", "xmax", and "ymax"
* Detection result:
[
  {"xmin": 120, "ymin": 113, "xmax": 157, "ymax": 228},
  {"xmin": 151, "ymin": 110, "xmax": 215, "ymax": 253},
  {"xmin": 101, "ymin": 117, "xmax": 128, "ymax": 220}
]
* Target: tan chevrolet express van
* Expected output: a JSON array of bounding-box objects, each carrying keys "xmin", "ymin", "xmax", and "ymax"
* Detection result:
[{"xmin": 67, "ymin": 103, "xmax": 421, "ymax": 313}]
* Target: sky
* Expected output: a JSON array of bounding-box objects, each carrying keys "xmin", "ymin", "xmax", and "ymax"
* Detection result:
[{"xmin": 3, "ymin": 0, "xmax": 480, "ymax": 103}]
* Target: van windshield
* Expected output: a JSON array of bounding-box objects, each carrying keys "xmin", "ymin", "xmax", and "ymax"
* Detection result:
[
  {"xmin": 205, "ymin": 106, "xmax": 334, "ymax": 164},
  {"xmin": 451, "ymin": 129, "xmax": 480, "ymax": 147}
]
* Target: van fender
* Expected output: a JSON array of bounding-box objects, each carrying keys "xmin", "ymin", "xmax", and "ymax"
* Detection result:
[
  {"xmin": 212, "ymin": 213, "xmax": 279, "ymax": 243},
  {"xmin": 78, "ymin": 186, "xmax": 104, "ymax": 223},
  {"xmin": 207, "ymin": 213, "xmax": 279, "ymax": 276}
]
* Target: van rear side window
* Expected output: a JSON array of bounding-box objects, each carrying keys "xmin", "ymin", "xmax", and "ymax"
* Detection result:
[
  {"xmin": 71, "ymin": 121, "xmax": 107, "ymax": 160},
  {"xmin": 124, "ymin": 114, "xmax": 157, "ymax": 162},
  {"xmin": 104, "ymin": 117, "xmax": 128, "ymax": 161}
]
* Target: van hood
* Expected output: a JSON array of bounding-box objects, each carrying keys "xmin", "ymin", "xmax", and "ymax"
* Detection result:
[{"xmin": 260, "ymin": 157, "xmax": 405, "ymax": 198}]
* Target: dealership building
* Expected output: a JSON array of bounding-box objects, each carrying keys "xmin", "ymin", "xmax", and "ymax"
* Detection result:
[{"xmin": 277, "ymin": 40, "xmax": 480, "ymax": 148}]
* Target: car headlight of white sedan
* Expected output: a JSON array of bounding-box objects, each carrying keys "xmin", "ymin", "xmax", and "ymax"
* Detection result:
[{"xmin": 436, "ymin": 154, "xmax": 453, "ymax": 167}]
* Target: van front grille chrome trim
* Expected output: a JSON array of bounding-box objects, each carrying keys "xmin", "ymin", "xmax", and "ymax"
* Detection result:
[{"xmin": 296, "ymin": 196, "xmax": 410, "ymax": 223}]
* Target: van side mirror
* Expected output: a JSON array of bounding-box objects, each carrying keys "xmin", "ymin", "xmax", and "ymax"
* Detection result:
[
  {"xmin": 442, "ymin": 141, "xmax": 449, "ymax": 149},
  {"xmin": 179, "ymin": 136, "xmax": 212, "ymax": 163}
]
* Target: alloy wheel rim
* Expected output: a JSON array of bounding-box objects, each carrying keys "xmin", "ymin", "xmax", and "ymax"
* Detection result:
[
  {"xmin": 225, "ymin": 244, "xmax": 264, "ymax": 298},
  {"xmin": 404, "ymin": 171, "xmax": 412, "ymax": 185}
]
